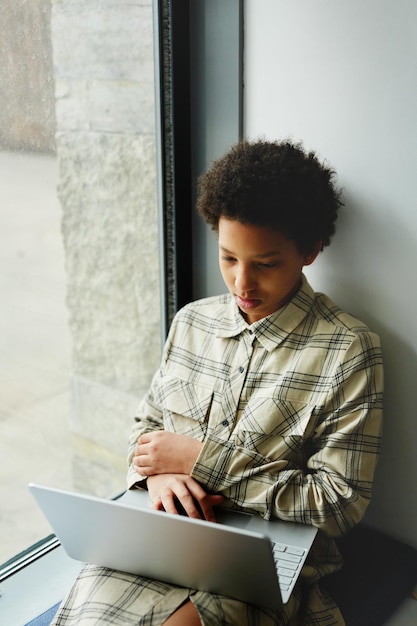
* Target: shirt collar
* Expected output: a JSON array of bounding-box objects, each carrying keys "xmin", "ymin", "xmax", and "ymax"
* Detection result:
[{"xmin": 217, "ymin": 274, "xmax": 315, "ymax": 351}]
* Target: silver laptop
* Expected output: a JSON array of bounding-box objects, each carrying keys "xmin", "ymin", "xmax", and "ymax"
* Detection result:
[{"xmin": 29, "ymin": 483, "xmax": 317, "ymax": 610}]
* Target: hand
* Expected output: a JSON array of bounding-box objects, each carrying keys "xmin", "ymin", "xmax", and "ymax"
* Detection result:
[
  {"xmin": 147, "ymin": 473, "xmax": 224, "ymax": 522},
  {"xmin": 134, "ymin": 431, "xmax": 203, "ymax": 476}
]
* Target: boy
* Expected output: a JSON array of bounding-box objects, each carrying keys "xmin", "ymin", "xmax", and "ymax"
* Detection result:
[{"xmin": 53, "ymin": 140, "xmax": 383, "ymax": 626}]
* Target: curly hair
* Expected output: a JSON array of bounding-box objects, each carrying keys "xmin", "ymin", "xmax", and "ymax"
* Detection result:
[{"xmin": 197, "ymin": 139, "xmax": 343, "ymax": 253}]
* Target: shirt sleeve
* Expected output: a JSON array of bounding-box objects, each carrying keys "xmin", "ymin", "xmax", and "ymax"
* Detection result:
[
  {"xmin": 126, "ymin": 367, "xmax": 165, "ymax": 489},
  {"xmin": 126, "ymin": 312, "xmax": 182, "ymax": 489},
  {"xmin": 191, "ymin": 331, "xmax": 383, "ymax": 537}
]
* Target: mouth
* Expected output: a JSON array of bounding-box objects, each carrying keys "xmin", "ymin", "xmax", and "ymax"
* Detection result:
[{"xmin": 235, "ymin": 295, "xmax": 261, "ymax": 310}]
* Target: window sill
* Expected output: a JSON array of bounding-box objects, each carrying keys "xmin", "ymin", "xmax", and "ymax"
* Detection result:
[{"xmin": 0, "ymin": 536, "xmax": 82, "ymax": 625}]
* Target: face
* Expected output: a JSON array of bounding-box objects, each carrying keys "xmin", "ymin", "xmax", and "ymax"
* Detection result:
[{"xmin": 218, "ymin": 217, "xmax": 319, "ymax": 324}]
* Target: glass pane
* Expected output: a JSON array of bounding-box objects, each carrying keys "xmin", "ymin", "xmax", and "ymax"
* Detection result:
[
  {"xmin": 0, "ymin": 0, "xmax": 160, "ymax": 564},
  {"xmin": 0, "ymin": 0, "xmax": 67, "ymax": 563},
  {"xmin": 0, "ymin": 151, "xmax": 73, "ymax": 561}
]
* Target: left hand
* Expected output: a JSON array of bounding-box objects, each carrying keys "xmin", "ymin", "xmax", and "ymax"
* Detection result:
[
  {"xmin": 133, "ymin": 431, "xmax": 203, "ymax": 476},
  {"xmin": 146, "ymin": 473, "xmax": 224, "ymax": 521}
]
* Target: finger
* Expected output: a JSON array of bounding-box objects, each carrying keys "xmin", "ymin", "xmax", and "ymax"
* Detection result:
[
  {"xmin": 185, "ymin": 484, "xmax": 222, "ymax": 522},
  {"xmin": 165, "ymin": 491, "xmax": 203, "ymax": 519},
  {"xmin": 207, "ymin": 495, "xmax": 225, "ymax": 521},
  {"xmin": 158, "ymin": 492, "xmax": 177, "ymax": 514},
  {"xmin": 138, "ymin": 433, "xmax": 149, "ymax": 445},
  {"xmin": 133, "ymin": 455, "xmax": 154, "ymax": 477},
  {"xmin": 209, "ymin": 495, "xmax": 225, "ymax": 507},
  {"xmin": 197, "ymin": 498, "xmax": 218, "ymax": 522},
  {"xmin": 133, "ymin": 455, "xmax": 144, "ymax": 470},
  {"xmin": 151, "ymin": 497, "xmax": 164, "ymax": 511},
  {"xmin": 135, "ymin": 463, "xmax": 157, "ymax": 477},
  {"xmin": 134, "ymin": 452, "xmax": 149, "ymax": 464},
  {"xmin": 135, "ymin": 441, "xmax": 149, "ymax": 455},
  {"xmin": 136, "ymin": 433, "xmax": 154, "ymax": 454}
]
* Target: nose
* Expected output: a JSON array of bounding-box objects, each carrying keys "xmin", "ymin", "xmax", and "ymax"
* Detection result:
[{"xmin": 235, "ymin": 263, "xmax": 256, "ymax": 293}]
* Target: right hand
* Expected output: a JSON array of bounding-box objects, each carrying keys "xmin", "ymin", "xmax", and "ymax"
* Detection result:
[{"xmin": 146, "ymin": 473, "xmax": 224, "ymax": 522}]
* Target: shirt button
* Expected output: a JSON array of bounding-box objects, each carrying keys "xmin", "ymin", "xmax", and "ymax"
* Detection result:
[
  {"xmin": 222, "ymin": 420, "xmax": 229, "ymax": 427},
  {"xmin": 239, "ymin": 366, "xmax": 245, "ymax": 373}
]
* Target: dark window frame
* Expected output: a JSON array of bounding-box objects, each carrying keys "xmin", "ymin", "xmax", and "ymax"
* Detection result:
[{"xmin": 154, "ymin": 0, "xmax": 243, "ymax": 335}]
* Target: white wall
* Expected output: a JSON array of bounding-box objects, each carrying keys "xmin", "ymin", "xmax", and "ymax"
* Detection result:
[{"xmin": 244, "ymin": 0, "xmax": 417, "ymax": 547}]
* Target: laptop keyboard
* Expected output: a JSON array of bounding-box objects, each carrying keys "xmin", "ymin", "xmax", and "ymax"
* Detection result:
[{"xmin": 272, "ymin": 542, "xmax": 305, "ymax": 594}]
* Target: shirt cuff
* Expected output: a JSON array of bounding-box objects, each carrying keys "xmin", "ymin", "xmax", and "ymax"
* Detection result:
[
  {"xmin": 127, "ymin": 464, "xmax": 148, "ymax": 490},
  {"xmin": 191, "ymin": 434, "xmax": 236, "ymax": 492}
]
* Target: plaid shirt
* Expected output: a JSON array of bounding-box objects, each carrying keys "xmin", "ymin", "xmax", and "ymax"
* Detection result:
[
  {"xmin": 53, "ymin": 276, "xmax": 383, "ymax": 626},
  {"xmin": 125, "ymin": 274, "xmax": 383, "ymax": 624},
  {"xmin": 128, "ymin": 275, "xmax": 382, "ymax": 532}
]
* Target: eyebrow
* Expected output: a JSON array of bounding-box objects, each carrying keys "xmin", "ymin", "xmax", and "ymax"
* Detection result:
[{"xmin": 219, "ymin": 245, "xmax": 281, "ymax": 258}]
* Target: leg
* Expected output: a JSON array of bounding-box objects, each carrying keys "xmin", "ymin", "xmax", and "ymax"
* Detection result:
[{"xmin": 163, "ymin": 600, "xmax": 202, "ymax": 625}]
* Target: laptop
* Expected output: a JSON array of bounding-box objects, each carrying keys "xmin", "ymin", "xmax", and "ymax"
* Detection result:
[{"xmin": 28, "ymin": 483, "xmax": 317, "ymax": 610}]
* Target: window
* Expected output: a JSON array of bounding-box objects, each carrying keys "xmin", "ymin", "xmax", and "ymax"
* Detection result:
[
  {"xmin": 1, "ymin": 0, "xmax": 243, "ymax": 569},
  {"xmin": 0, "ymin": 0, "xmax": 161, "ymax": 564}
]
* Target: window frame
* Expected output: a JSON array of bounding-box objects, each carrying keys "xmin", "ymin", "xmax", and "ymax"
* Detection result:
[{"xmin": 155, "ymin": 0, "xmax": 243, "ymax": 334}]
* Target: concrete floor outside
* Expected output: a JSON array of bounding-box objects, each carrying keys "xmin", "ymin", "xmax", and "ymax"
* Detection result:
[{"xmin": 0, "ymin": 150, "xmax": 75, "ymax": 564}]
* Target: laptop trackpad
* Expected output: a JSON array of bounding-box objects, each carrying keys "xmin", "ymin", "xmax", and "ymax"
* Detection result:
[{"xmin": 216, "ymin": 509, "xmax": 252, "ymax": 529}]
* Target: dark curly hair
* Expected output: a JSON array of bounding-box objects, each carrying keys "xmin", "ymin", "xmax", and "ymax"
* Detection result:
[{"xmin": 197, "ymin": 139, "xmax": 343, "ymax": 254}]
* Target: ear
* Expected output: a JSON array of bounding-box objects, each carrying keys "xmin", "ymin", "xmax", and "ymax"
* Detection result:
[{"xmin": 303, "ymin": 241, "xmax": 322, "ymax": 266}]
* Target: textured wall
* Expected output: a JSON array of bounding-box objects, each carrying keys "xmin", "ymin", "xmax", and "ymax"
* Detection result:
[
  {"xmin": 51, "ymin": 0, "xmax": 161, "ymax": 496},
  {"xmin": 0, "ymin": 0, "xmax": 56, "ymax": 152}
]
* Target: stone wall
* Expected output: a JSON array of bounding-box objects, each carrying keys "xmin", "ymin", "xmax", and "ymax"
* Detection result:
[
  {"xmin": 51, "ymin": 0, "xmax": 161, "ymax": 496},
  {"xmin": 0, "ymin": 0, "xmax": 55, "ymax": 152}
]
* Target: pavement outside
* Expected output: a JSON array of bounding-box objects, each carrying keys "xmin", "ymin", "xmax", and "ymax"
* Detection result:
[{"xmin": 0, "ymin": 150, "xmax": 75, "ymax": 564}]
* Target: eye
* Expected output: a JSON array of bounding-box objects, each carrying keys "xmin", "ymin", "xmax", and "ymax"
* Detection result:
[
  {"xmin": 257, "ymin": 261, "xmax": 278, "ymax": 269},
  {"xmin": 220, "ymin": 255, "xmax": 236, "ymax": 263}
]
